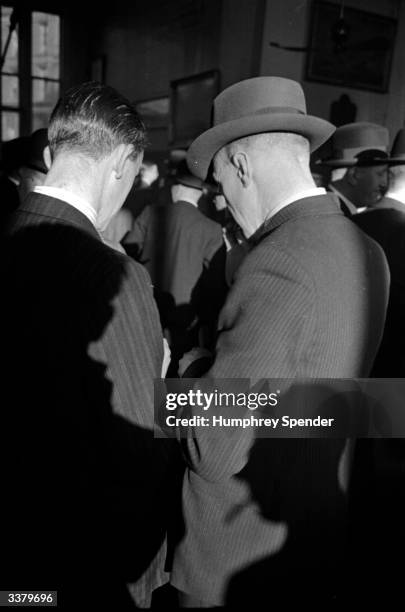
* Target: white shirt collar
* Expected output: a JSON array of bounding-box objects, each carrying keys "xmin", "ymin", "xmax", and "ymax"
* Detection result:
[
  {"xmin": 33, "ymin": 186, "xmax": 98, "ymax": 228},
  {"xmin": 270, "ymin": 187, "xmax": 327, "ymax": 219},
  {"xmin": 175, "ymin": 196, "xmax": 199, "ymax": 208},
  {"xmin": 329, "ymin": 185, "xmax": 358, "ymax": 215}
]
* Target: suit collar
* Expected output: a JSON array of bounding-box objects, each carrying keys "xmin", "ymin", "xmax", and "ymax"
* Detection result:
[
  {"xmin": 19, "ymin": 192, "xmax": 100, "ymax": 240},
  {"xmin": 249, "ymin": 194, "xmax": 343, "ymax": 245},
  {"xmin": 174, "ymin": 198, "xmax": 199, "ymax": 208},
  {"xmin": 376, "ymin": 196, "xmax": 405, "ymax": 213}
]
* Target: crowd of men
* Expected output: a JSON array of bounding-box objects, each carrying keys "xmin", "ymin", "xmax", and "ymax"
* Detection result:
[{"xmin": 0, "ymin": 77, "xmax": 404, "ymax": 607}]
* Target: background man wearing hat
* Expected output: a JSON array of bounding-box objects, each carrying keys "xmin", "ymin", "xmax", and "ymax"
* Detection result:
[
  {"xmin": 124, "ymin": 164, "xmax": 226, "ymax": 375},
  {"xmin": 353, "ymin": 127, "xmax": 405, "ymax": 377},
  {"xmin": 17, "ymin": 128, "xmax": 48, "ymax": 203},
  {"xmin": 170, "ymin": 76, "xmax": 389, "ymax": 606},
  {"xmin": 321, "ymin": 122, "xmax": 389, "ymax": 216},
  {"xmin": 0, "ymin": 129, "xmax": 48, "ymax": 233},
  {"xmin": 349, "ymin": 128, "xmax": 405, "ymax": 599}
]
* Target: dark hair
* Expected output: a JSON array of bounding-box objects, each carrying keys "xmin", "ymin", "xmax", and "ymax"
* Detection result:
[{"xmin": 48, "ymin": 81, "xmax": 147, "ymax": 160}]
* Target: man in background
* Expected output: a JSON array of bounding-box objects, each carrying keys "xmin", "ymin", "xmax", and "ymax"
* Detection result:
[
  {"xmin": 354, "ymin": 127, "xmax": 405, "ymax": 375},
  {"xmin": 124, "ymin": 166, "xmax": 226, "ymax": 375},
  {"xmin": 320, "ymin": 122, "xmax": 389, "ymax": 216}
]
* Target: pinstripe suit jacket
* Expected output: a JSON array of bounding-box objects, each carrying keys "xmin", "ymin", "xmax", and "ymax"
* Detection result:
[
  {"xmin": 0, "ymin": 193, "xmax": 172, "ymax": 604},
  {"xmin": 171, "ymin": 194, "xmax": 389, "ymax": 604}
]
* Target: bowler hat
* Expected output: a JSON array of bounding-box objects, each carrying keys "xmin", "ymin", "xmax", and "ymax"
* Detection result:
[
  {"xmin": 25, "ymin": 128, "xmax": 48, "ymax": 174},
  {"xmin": 321, "ymin": 122, "xmax": 389, "ymax": 168},
  {"xmin": 388, "ymin": 128, "xmax": 405, "ymax": 164},
  {"xmin": 187, "ymin": 77, "xmax": 335, "ymax": 180},
  {"xmin": 0, "ymin": 128, "xmax": 48, "ymax": 174},
  {"xmin": 175, "ymin": 172, "xmax": 205, "ymax": 190}
]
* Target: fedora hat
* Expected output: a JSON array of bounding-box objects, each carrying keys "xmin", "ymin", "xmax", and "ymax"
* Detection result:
[
  {"xmin": 186, "ymin": 77, "xmax": 335, "ymax": 180},
  {"xmin": 389, "ymin": 128, "xmax": 405, "ymax": 164},
  {"xmin": 174, "ymin": 159, "xmax": 216, "ymax": 191},
  {"xmin": 321, "ymin": 122, "xmax": 389, "ymax": 168}
]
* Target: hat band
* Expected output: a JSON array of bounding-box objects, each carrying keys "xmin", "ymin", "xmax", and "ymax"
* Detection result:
[
  {"xmin": 215, "ymin": 105, "xmax": 305, "ymax": 125},
  {"xmin": 332, "ymin": 145, "xmax": 387, "ymax": 160}
]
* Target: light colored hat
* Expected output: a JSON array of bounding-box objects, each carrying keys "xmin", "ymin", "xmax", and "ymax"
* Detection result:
[
  {"xmin": 389, "ymin": 128, "xmax": 405, "ymax": 164},
  {"xmin": 187, "ymin": 76, "xmax": 335, "ymax": 180},
  {"xmin": 321, "ymin": 122, "xmax": 389, "ymax": 168}
]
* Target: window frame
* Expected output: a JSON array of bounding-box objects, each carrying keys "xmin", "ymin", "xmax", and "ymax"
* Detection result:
[{"xmin": 0, "ymin": 5, "xmax": 62, "ymax": 140}]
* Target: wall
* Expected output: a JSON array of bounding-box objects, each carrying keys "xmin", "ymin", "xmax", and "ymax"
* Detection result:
[
  {"xmin": 93, "ymin": 0, "xmax": 266, "ymax": 150},
  {"xmin": 90, "ymin": 0, "xmax": 405, "ymax": 149},
  {"xmin": 259, "ymin": 0, "xmax": 405, "ymax": 143}
]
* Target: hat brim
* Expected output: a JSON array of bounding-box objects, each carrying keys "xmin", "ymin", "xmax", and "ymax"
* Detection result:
[
  {"xmin": 321, "ymin": 158, "xmax": 389, "ymax": 168},
  {"xmin": 388, "ymin": 156, "xmax": 405, "ymax": 165},
  {"xmin": 319, "ymin": 159, "xmax": 357, "ymax": 168},
  {"xmin": 187, "ymin": 113, "xmax": 335, "ymax": 180}
]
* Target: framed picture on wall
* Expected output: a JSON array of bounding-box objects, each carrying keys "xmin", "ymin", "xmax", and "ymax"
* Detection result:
[
  {"xmin": 135, "ymin": 96, "xmax": 170, "ymax": 130},
  {"xmin": 170, "ymin": 70, "xmax": 220, "ymax": 148},
  {"xmin": 306, "ymin": 1, "xmax": 397, "ymax": 93}
]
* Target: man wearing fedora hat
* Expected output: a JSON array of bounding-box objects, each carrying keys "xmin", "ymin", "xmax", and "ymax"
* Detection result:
[
  {"xmin": 353, "ymin": 127, "xmax": 405, "ymax": 376},
  {"xmin": 349, "ymin": 129, "xmax": 405, "ymax": 598},
  {"xmin": 320, "ymin": 122, "xmax": 389, "ymax": 216},
  {"xmin": 124, "ymin": 165, "xmax": 226, "ymax": 375},
  {"xmin": 381, "ymin": 127, "xmax": 405, "ymax": 212},
  {"xmin": 170, "ymin": 77, "xmax": 389, "ymax": 606},
  {"xmin": 17, "ymin": 128, "xmax": 49, "ymax": 203}
]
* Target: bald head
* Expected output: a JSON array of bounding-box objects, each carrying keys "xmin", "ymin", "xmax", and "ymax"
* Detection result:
[
  {"xmin": 220, "ymin": 132, "xmax": 310, "ymax": 167},
  {"xmin": 212, "ymin": 131, "xmax": 316, "ymax": 238}
]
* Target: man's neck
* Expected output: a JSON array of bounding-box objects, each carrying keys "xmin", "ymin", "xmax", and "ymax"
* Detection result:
[
  {"xmin": 263, "ymin": 176, "xmax": 320, "ymax": 218},
  {"xmin": 44, "ymin": 156, "xmax": 101, "ymax": 212}
]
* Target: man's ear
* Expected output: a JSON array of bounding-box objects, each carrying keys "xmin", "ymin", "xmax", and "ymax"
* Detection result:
[
  {"xmin": 43, "ymin": 146, "xmax": 52, "ymax": 171},
  {"xmin": 113, "ymin": 144, "xmax": 143, "ymax": 179},
  {"xmin": 230, "ymin": 151, "xmax": 251, "ymax": 187},
  {"xmin": 346, "ymin": 167, "xmax": 358, "ymax": 186}
]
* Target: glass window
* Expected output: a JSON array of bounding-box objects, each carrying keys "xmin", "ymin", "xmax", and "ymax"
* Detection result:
[
  {"xmin": 2, "ymin": 110, "xmax": 19, "ymax": 140},
  {"xmin": 0, "ymin": 7, "xmax": 61, "ymax": 140},
  {"xmin": 1, "ymin": 6, "xmax": 18, "ymax": 73},
  {"xmin": 32, "ymin": 78, "xmax": 59, "ymax": 130},
  {"xmin": 2, "ymin": 74, "xmax": 18, "ymax": 106},
  {"xmin": 32, "ymin": 12, "xmax": 60, "ymax": 79}
]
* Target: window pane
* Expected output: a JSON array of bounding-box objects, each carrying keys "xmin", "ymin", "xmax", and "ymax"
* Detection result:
[
  {"xmin": 2, "ymin": 74, "xmax": 19, "ymax": 107},
  {"xmin": 2, "ymin": 111, "xmax": 19, "ymax": 140},
  {"xmin": 1, "ymin": 6, "xmax": 18, "ymax": 73},
  {"xmin": 32, "ymin": 78, "xmax": 59, "ymax": 130},
  {"xmin": 32, "ymin": 12, "xmax": 60, "ymax": 79}
]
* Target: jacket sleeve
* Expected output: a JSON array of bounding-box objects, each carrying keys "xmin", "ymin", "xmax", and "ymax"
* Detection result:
[
  {"xmin": 98, "ymin": 257, "xmax": 163, "ymax": 428},
  {"xmin": 180, "ymin": 244, "xmax": 316, "ymax": 482}
]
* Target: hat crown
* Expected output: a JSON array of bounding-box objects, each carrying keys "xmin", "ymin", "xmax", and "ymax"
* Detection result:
[
  {"xmin": 214, "ymin": 77, "xmax": 307, "ymax": 126},
  {"xmin": 332, "ymin": 122, "xmax": 389, "ymax": 150},
  {"xmin": 391, "ymin": 128, "xmax": 405, "ymax": 159}
]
